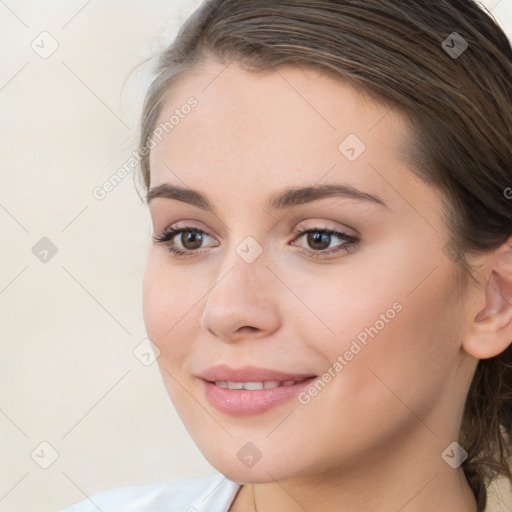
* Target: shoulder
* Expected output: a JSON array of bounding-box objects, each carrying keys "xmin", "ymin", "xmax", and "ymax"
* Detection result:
[{"xmin": 60, "ymin": 473, "xmax": 241, "ymax": 512}]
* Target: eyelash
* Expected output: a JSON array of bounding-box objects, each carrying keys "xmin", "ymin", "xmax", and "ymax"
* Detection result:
[{"xmin": 152, "ymin": 223, "xmax": 359, "ymax": 260}]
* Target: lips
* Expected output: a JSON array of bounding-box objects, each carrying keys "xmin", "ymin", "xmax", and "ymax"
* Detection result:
[{"xmin": 198, "ymin": 365, "xmax": 317, "ymax": 416}]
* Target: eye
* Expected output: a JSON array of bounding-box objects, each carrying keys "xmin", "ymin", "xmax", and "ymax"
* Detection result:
[
  {"xmin": 291, "ymin": 223, "xmax": 359, "ymax": 259},
  {"xmin": 153, "ymin": 223, "xmax": 359, "ymax": 259},
  {"xmin": 152, "ymin": 225, "xmax": 218, "ymax": 257}
]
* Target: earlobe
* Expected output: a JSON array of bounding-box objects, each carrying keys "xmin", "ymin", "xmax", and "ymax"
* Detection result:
[{"xmin": 463, "ymin": 246, "xmax": 512, "ymax": 360}]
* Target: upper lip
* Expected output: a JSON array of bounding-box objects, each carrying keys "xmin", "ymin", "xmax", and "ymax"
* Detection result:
[{"xmin": 199, "ymin": 364, "xmax": 316, "ymax": 382}]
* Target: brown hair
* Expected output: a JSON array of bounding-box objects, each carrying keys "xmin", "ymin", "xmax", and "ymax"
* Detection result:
[{"xmin": 139, "ymin": 1, "xmax": 512, "ymax": 508}]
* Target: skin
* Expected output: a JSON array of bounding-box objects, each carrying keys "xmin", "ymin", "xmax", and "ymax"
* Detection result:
[{"xmin": 143, "ymin": 60, "xmax": 512, "ymax": 511}]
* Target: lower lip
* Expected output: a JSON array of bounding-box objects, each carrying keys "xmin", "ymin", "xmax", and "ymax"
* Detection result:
[{"xmin": 201, "ymin": 377, "xmax": 316, "ymax": 416}]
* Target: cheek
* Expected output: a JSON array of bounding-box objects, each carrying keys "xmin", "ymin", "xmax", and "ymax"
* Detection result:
[
  {"xmin": 142, "ymin": 253, "xmax": 200, "ymax": 359},
  {"xmin": 325, "ymin": 268, "xmax": 460, "ymax": 431},
  {"xmin": 288, "ymin": 254, "xmax": 406, "ymax": 362},
  {"xmin": 303, "ymin": 249, "xmax": 460, "ymax": 426},
  {"xmin": 142, "ymin": 258, "xmax": 200, "ymax": 411},
  {"xmin": 142, "ymin": 259, "xmax": 169, "ymax": 343}
]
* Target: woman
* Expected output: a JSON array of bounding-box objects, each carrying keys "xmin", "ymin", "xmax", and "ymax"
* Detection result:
[{"xmin": 63, "ymin": 0, "xmax": 512, "ymax": 510}]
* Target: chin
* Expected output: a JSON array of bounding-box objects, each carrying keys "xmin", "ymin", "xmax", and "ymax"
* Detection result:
[{"xmin": 199, "ymin": 442, "xmax": 315, "ymax": 484}]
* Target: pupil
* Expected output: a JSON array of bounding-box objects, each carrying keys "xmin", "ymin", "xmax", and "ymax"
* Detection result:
[
  {"xmin": 182, "ymin": 231, "xmax": 203, "ymax": 250},
  {"xmin": 308, "ymin": 232, "xmax": 330, "ymax": 250}
]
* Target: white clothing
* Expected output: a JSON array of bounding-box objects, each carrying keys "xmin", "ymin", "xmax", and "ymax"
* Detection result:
[{"xmin": 60, "ymin": 473, "xmax": 242, "ymax": 512}]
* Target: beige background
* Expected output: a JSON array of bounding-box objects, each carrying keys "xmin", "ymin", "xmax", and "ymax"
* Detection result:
[{"xmin": 1, "ymin": 1, "xmax": 511, "ymax": 511}]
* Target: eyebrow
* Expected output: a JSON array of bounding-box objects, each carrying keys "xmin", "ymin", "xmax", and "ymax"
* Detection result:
[{"xmin": 146, "ymin": 183, "xmax": 387, "ymax": 212}]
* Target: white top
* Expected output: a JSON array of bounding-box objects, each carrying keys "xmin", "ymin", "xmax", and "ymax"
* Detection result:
[{"xmin": 61, "ymin": 473, "xmax": 242, "ymax": 512}]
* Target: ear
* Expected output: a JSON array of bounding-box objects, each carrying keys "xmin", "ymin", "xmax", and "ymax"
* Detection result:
[{"xmin": 463, "ymin": 242, "xmax": 512, "ymax": 360}]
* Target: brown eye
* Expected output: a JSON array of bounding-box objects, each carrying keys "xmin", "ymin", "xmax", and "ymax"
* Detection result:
[
  {"xmin": 179, "ymin": 230, "xmax": 204, "ymax": 250},
  {"xmin": 153, "ymin": 226, "xmax": 218, "ymax": 256},
  {"xmin": 306, "ymin": 231, "xmax": 332, "ymax": 251},
  {"xmin": 292, "ymin": 225, "xmax": 359, "ymax": 259}
]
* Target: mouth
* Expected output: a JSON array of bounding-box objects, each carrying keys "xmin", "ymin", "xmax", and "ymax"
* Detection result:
[
  {"xmin": 211, "ymin": 377, "xmax": 312, "ymax": 390},
  {"xmin": 198, "ymin": 365, "xmax": 317, "ymax": 416}
]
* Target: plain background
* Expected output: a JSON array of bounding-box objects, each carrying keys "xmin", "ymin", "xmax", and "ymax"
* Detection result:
[{"xmin": 1, "ymin": 1, "xmax": 511, "ymax": 511}]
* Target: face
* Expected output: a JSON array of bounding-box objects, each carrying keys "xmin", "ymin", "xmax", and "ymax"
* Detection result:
[{"xmin": 143, "ymin": 61, "xmax": 476, "ymax": 483}]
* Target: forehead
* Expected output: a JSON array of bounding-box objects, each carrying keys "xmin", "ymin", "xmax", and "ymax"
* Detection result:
[{"xmin": 148, "ymin": 61, "xmax": 413, "ymax": 199}]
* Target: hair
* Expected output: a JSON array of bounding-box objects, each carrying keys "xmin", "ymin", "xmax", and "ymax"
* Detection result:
[{"xmin": 138, "ymin": 0, "xmax": 512, "ymax": 508}]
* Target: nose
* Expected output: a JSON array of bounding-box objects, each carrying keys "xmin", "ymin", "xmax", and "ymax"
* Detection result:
[{"xmin": 199, "ymin": 249, "xmax": 281, "ymax": 343}]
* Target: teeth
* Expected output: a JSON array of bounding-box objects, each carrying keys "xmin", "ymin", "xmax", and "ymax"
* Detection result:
[
  {"xmin": 227, "ymin": 381, "xmax": 244, "ymax": 390},
  {"xmin": 241, "ymin": 381, "xmax": 264, "ymax": 390},
  {"xmin": 213, "ymin": 379, "xmax": 308, "ymax": 390}
]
